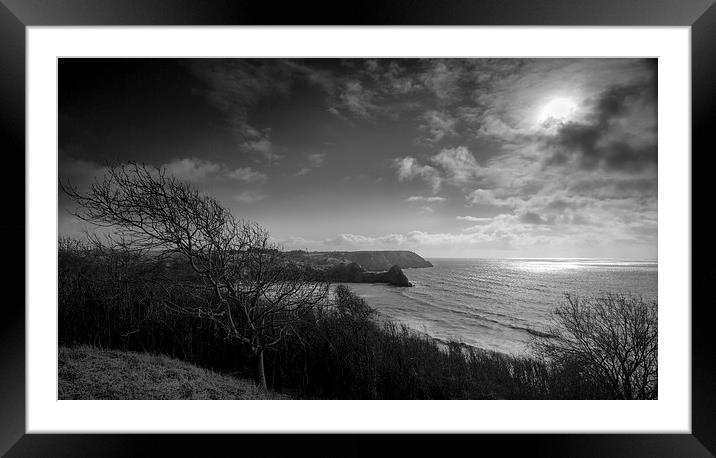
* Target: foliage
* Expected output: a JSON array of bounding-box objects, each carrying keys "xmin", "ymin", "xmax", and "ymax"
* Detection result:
[{"xmin": 532, "ymin": 293, "xmax": 658, "ymax": 400}]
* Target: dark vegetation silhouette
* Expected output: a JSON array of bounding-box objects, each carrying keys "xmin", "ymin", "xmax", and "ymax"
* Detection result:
[
  {"xmin": 59, "ymin": 164, "xmax": 657, "ymax": 399},
  {"xmin": 532, "ymin": 293, "xmax": 658, "ymax": 400},
  {"xmin": 61, "ymin": 163, "xmax": 328, "ymax": 390}
]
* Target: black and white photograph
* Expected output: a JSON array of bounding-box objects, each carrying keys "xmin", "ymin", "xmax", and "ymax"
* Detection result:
[{"xmin": 58, "ymin": 57, "xmax": 658, "ymax": 400}]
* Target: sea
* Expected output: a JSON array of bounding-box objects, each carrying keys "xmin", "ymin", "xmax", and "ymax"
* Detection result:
[{"xmin": 341, "ymin": 258, "xmax": 657, "ymax": 355}]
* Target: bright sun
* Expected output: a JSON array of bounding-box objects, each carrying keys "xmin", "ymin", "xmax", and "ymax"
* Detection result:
[{"xmin": 538, "ymin": 97, "xmax": 577, "ymax": 126}]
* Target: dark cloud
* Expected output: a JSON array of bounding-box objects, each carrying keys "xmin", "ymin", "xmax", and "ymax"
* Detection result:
[
  {"xmin": 519, "ymin": 212, "xmax": 551, "ymax": 225},
  {"xmin": 594, "ymin": 82, "xmax": 651, "ymax": 121},
  {"xmin": 547, "ymin": 67, "xmax": 657, "ymax": 172},
  {"xmin": 544, "ymin": 197, "xmax": 586, "ymax": 212},
  {"xmin": 569, "ymin": 176, "xmax": 657, "ymax": 199},
  {"xmin": 603, "ymin": 141, "xmax": 657, "ymax": 172}
]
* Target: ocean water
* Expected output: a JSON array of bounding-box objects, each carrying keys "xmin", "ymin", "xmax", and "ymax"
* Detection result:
[{"xmin": 341, "ymin": 258, "xmax": 657, "ymax": 355}]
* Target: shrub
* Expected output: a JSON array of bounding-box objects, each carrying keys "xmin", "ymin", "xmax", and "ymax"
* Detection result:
[{"xmin": 533, "ymin": 293, "xmax": 658, "ymax": 400}]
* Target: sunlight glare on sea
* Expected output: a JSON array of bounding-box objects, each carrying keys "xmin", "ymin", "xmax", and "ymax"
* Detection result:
[{"xmin": 509, "ymin": 259, "xmax": 589, "ymax": 273}]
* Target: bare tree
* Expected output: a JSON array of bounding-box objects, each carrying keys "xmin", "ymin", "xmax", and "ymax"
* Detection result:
[
  {"xmin": 62, "ymin": 162, "xmax": 329, "ymax": 391},
  {"xmin": 533, "ymin": 293, "xmax": 658, "ymax": 399}
]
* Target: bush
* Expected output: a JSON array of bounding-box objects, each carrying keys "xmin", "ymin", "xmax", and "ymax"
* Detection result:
[{"xmin": 533, "ymin": 293, "xmax": 658, "ymax": 400}]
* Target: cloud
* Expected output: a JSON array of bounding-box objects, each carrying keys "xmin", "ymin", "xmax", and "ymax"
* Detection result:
[
  {"xmin": 394, "ymin": 146, "xmax": 483, "ymax": 193},
  {"xmin": 394, "ymin": 156, "xmax": 442, "ymax": 192},
  {"xmin": 283, "ymin": 60, "xmax": 337, "ymax": 93},
  {"xmin": 546, "ymin": 79, "xmax": 657, "ymax": 172},
  {"xmin": 236, "ymin": 126, "xmax": 279, "ymax": 164},
  {"xmin": 440, "ymin": 59, "xmax": 658, "ymax": 149},
  {"xmin": 162, "ymin": 158, "xmax": 223, "ymax": 182},
  {"xmin": 380, "ymin": 60, "xmax": 421, "ymax": 94},
  {"xmin": 186, "ymin": 61, "xmax": 292, "ymax": 162},
  {"xmin": 518, "ymin": 211, "xmax": 551, "ymax": 225},
  {"xmin": 234, "ymin": 190, "xmax": 268, "ymax": 203},
  {"xmin": 58, "ymin": 153, "xmax": 107, "ymax": 188},
  {"xmin": 306, "ymin": 60, "xmax": 425, "ymax": 122},
  {"xmin": 322, "ymin": 229, "xmax": 514, "ymax": 251},
  {"xmin": 161, "ymin": 158, "xmax": 268, "ymax": 184},
  {"xmin": 466, "ymin": 189, "xmax": 523, "ymax": 208},
  {"xmin": 568, "ymin": 174, "xmax": 657, "ymax": 199},
  {"xmin": 296, "ymin": 153, "xmax": 328, "ymax": 176},
  {"xmin": 227, "ymin": 167, "xmax": 267, "ymax": 183},
  {"xmin": 356, "ymin": 59, "xmax": 422, "ymax": 99},
  {"xmin": 431, "ymin": 146, "xmax": 481, "ymax": 185},
  {"xmin": 420, "ymin": 110, "xmax": 457, "ymax": 142},
  {"xmin": 340, "ymin": 80, "xmax": 377, "ymax": 118},
  {"xmin": 187, "ymin": 60, "xmax": 292, "ymax": 110},
  {"xmin": 406, "ymin": 196, "xmax": 447, "ymax": 203},
  {"xmin": 475, "ymin": 111, "xmax": 531, "ymax": 140},
  {"xmin": 297, "ymin": 196, "xmax": 654, "ymax": 255},
  {"xmin": 324, "ymin": 233, "xmax": 406, "ymax": 247},
  {"xmin": 308, "ymin": 153, "xmax": 327, "ymax": 168},
  {"xmin": 326, "ymin": 106, "xmax": 353, "ymax": 124},
  {"xmin": 244, "ymin": 136, "xmax": 274, "ymax": 155},
  {"xmin": 457, "ymin": 216, "xmax": 492, "ymax": 223},
  {"xmin": 422, "ymin": 61, "xmax": 463, "ymax": 103},
  {"xmin": 197, "ymin": 58, "xmax": 415, "ymax": 124},
  {"xmin": 272, "ymin": 236, "xmax": 318, "ymax": 250}
]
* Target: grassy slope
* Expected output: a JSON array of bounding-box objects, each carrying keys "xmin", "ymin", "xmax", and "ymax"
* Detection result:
[{"xmin": 59, "ymin": 345, "xmax": 286, "ymax": 400}]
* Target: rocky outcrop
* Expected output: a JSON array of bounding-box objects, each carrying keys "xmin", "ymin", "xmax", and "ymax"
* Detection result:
[
  {"xmin": 313, "ymin": 262, "xmax": 413, "ymax": 287},
  {"xmin": 285, "ymin": 249, "xmax": 431, "ymax": 287},
  {"xmin": 362, "ymin": 265, "xmax": 413, "ymax": 287}
]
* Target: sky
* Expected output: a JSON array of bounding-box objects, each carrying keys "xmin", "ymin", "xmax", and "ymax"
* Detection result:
[{"xmin": 59, "ymin": 58, "xmax": 657, "ymax": 259}]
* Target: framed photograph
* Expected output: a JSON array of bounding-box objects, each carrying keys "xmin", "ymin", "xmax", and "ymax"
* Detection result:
[{"xmin": 4, "ymin": 0, "xmax": 714, "ymax": 455}]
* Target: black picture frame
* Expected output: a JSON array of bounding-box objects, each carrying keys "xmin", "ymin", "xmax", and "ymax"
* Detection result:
[{"xmin": 2, "ymin": 1, "xmax": 714, "ymax": 456}]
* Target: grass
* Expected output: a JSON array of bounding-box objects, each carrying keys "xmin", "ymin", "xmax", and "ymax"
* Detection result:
[{"xmin": 58, "ymin": 345, "xmax": 287, "ymax": 400}]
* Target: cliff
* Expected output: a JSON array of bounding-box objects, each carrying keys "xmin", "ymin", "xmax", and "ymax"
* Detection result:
[
  {"xmin": 152, "ymin": 249, "xmax": 428, "ymax": 287},
  {"xmin": 336, "ymin": 250, "xmax": 433, "ymax": 271},
  {"xmin": 288, "ymin": 250, "xmax": 432, "ymax": 271}
]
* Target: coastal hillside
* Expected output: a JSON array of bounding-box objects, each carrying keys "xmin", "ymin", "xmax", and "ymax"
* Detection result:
[
  {"xmin": 58, "ymin": 346, "xmax": 286, "ymax": 400},
  {"xmin": 314, "ymin": 262, "xmax": 414, "ymax": 286},
  {"xmin": 141, "ymin": 249, "xmax": 427, "ymax": 287},
  {"xmin": 288, "ymin": 250, "xmax": 433, "ymax": 271}
]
